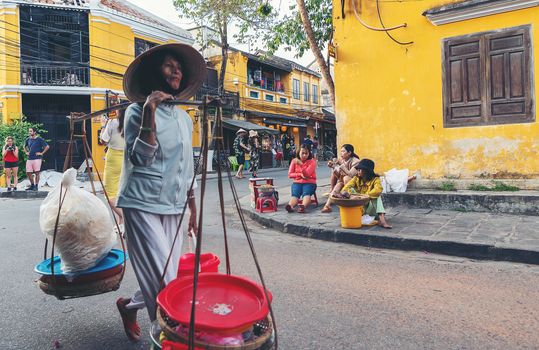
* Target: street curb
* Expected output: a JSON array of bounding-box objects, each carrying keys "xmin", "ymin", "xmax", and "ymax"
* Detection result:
[
  {"xmin": 243, "ymin": 206, "xmax": 539, "ymax": 265},
  {"xmin": 0, "ymin": 190, "xmax": 48, "ymax": 199},
  {"xmin": 384, "ymin": 191, "xmax": 539, "ymax": 216}
]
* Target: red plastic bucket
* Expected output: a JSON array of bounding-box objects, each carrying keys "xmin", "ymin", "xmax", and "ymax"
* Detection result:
[{"xmin": 177, "ymin": 253, "xmax": 220, "ymax": 278}]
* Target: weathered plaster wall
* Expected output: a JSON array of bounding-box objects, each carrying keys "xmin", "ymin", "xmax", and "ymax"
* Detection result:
[{"xmin": 333, "ymin": 0, "xmax": 539, "ymax": 179}]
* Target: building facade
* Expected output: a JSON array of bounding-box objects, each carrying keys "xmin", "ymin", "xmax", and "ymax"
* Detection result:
[
  {"xmin": 333, "ymin": 0, "xmax": 538, "ymax": 179},
  {"xmin": 205, "ymin": 46, "xmax": 336, "ymax": 163},
  {"xmin": 0, "ymin": 0, "xmax": 194, "ymax": 172}
]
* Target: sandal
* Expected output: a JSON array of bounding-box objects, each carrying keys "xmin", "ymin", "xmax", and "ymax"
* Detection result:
[
  {"xmin": 285, "ymin": 204, "xmax": 294, "ymax": 213},
  {"xmin": 116, "ymin": 298, "xmax": 141, "ymax": 342},
  {"xmin": 297, "ymin": 205, "xmax": 306, "ymax": 213},
  {"xmin": 321, "ymin": 206, "xmax": 332, "ymax": 213}
]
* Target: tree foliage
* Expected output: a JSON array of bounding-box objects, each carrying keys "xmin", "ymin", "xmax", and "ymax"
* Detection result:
[
  {"xmin": 262, "ymin": 0, "xmax": 333, "ymax": 58},
  {"xmin": 174, "ymin": 0, "xmax": 275, "ymax": 93}
]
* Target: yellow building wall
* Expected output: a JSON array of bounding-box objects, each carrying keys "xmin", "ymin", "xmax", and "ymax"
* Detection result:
[
  {"xmin": 333, "ymin": 0, "xmax": 539, "ymax": 179},
  {"xmin": 0, "ymin": 8, "xmax": 20, "ymax": 89},
  {"xmin": 0, "ymin": 94, "xmax": 22, "ymax": 123},
  {"xmin": 88, "ymin": 16, "xmax": 131, "ymax": 172},
  {"xmin": 209, "ymin": 51, "xmax": 321, "ymax": 118},
  {"xmin": 0, "ymin": 8, "xmax": 22, "ymax": 123}
]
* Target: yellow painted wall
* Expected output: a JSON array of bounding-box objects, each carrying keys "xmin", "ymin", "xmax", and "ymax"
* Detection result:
[
  {"xmin": 0, "ymin": 8, "xmax": 20, "ymax": 89},
  {"xmin": 209, "ymin": 51, "xmax": 322, "ymax": 117},
  {"xmin": 0, "ymin": 94, "xmax": 22, "ymax": 123},
  {"xmin": 0, "ymin": 8, "xmax": 22, "ymax": 123},
  {"xmin": 333, "ymin": 0, "xmax": 539, "ymax": 179}
]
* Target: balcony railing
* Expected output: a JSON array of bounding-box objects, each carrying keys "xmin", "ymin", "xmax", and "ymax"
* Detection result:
[{"xmin": 20, "ymin": 61, "xmax": 90, "ymax": 87}]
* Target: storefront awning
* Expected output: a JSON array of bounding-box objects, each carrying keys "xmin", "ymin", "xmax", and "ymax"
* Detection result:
[
  {"xmin": 264, "ymin": 120, "xmax": 307, "ymax": 128},
  {"xmin": 246, "ymin": 110, "xmax": 307, "ymax": 123},
  {"xmin": 222, "ymin": 119, "xmax": 280, "ymax": 135}
]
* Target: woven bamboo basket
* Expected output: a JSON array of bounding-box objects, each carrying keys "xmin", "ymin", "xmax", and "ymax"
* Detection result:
[
  {"xmin": 37, "ymin": 266, "xmax": 123, "ymax": 299},
  {"xmin": 157, "ymin": 306, "xmax": 274, "ymax": 350}
]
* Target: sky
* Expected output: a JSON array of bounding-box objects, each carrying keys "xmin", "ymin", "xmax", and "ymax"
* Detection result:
[{"xmin": 126, "ymin": 0, "xmax": 317, "ymax": 67}]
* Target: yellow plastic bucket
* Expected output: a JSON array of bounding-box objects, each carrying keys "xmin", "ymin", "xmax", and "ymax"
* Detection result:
[{"xmin": 338, "ymin": 205, "xmax": 364, "ymax": 229}]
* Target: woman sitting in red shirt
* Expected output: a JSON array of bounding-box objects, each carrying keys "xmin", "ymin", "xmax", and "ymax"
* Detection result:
[{"xmin": 286, "ymin": 144, "xmax": 317, "ymax": 213}]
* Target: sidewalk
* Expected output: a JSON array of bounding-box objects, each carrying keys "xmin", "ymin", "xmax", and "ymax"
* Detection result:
[
  {"xmin": 242, "ymin": 184, "xmax": 539, "ymax": 265},
  {"xmin": 196, "ymin": 166, "xmax": 288, "ymax": 180}
]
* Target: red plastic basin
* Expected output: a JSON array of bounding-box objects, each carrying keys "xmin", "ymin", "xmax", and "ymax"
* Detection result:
[
  {"xmin": 177, "ymin": 253, "xmax": 220, "ymax": 278},
  {"xmin": 157, "ymin": 273, "xmax": 272, "ymax": 333}
]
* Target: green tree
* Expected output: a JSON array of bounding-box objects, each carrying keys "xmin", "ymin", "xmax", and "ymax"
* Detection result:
[
  {"xmin": 263, "ymin": 0, "xmax": 334, "ymax": 107},
  {"xmin": 174, "ymin": 0, "xmax": 273, "ymax": 94}
]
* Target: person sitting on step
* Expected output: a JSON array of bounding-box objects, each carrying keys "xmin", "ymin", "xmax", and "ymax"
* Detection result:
[
  {"xmin": 321, "ymin": 144, "xmax": 360, "ymax": 213},
  {"xmin": 337, "ymin": 159, "xmax": 392, "ymax": 229}
]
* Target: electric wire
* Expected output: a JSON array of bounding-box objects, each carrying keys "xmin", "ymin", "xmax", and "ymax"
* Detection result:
[
  {"xmin": 375, "ymin": 0, "xmax": 413, "ymax": 45},
  {"xmin": 351, "ymin": 0, "xmax": 407, "ymax": 31}
]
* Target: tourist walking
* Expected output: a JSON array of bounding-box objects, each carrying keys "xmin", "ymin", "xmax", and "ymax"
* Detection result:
[
  {"xmin": 24, "ymin": 127, "xmax": 49, "ymax": 191},
  {"xmin": 233, "ymin": 128, "xmax": 249, "ymax": 179},
  {"xmin": 248, "ymin": 130, "xmax": 260, "ymax": 178}
]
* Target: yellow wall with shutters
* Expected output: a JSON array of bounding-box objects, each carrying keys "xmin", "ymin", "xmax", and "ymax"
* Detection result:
[{"xmin": 332, "ymin": 0, "xmax": 539, "ymax": 179}]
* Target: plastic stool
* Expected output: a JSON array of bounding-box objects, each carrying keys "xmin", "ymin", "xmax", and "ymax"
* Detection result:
[
  {"xmin": 299, "ymin": 192, "xmax": 319, "ymax": 207},
  {"xmin": 256, "ymin": 196, "xmax": 277, "ymax": 213}
]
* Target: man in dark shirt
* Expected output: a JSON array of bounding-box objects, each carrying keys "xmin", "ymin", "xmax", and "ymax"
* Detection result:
[
  {"xmin": 303, "ymin": 134, "xmax": 313, "ymax": 151},
  {"xmin": 24, "ymin": 127, "xmax": 49, "ymax": 191}
]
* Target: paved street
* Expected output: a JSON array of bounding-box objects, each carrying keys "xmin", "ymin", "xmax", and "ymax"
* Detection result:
[{"xmin": 1, "ymin": 167, "xmax": 539, "ymax": 349}]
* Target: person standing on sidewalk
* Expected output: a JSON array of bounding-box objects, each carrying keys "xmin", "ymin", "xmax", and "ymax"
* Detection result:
[
  {"xmin": 23, "ymin": 127, "xmax": 49, "ymax": 191},
  {"xmin": 100, "ymin": 110, "xmax": 126, "ymax": 229},
  {"xmin": 2, "ymin": 136, "xmax": 19, "ymax": 191},
  {"xmin": 115, "ymin": 43, "xmax": 205, "ymax": 342},
  {"xmin": 233, "ymin": 128, "xmax": 249, "ymax": 179},
  {"xmin": 286, "ymin": 144, "xmax": 317, "ymax": 213},
  {"xmin": 248, "ymin": 130, "xmax": 260, "ymax": 178}
]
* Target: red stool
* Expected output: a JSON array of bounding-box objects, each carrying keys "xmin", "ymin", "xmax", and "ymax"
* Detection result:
[
  {"xmin": 256, "ymin": 196, "xmax": 277, "ymax": 213},
  {"xmin": 299, "ymin": 193, "xmax": 318, "ymax": 207}
]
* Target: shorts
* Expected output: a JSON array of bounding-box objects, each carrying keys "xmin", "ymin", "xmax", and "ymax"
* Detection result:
[
  {"xmin": 26, "ymin": 159, "xmax": 42, "ymax": 173},
  {"xmin": 291, "ymin": 183, "xmax": 317, "ymax": 199},
  {"xmin": 4, "ymin": 161, "xmax": 18, "ymax": 169},
  {"xmin": 236, "ymin": 154, "xmax": 245, "ymax": 165}
]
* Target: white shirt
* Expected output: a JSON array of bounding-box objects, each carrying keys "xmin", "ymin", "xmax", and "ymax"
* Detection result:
[{"xmin": 101, "ymin": 118, "xmax": 125, "ymax": 151}]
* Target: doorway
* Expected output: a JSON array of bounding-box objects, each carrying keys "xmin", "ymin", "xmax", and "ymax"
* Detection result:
[{"xmin": 22, "ymin": 94, "xmax": 91, "ymax": 171}]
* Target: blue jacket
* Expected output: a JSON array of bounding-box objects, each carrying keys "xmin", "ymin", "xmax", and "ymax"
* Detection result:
[{"xmin": 117, "ymin": 103, "xmax": 196, "ymax": 215}]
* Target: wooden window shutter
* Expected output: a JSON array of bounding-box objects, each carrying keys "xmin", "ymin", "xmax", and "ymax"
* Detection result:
[
  {"xmin": 443, "ymin": 36, "xmax": 485, "ymax": 127},
  {"xmin": 485, "ymin": 27, "xmax": 533, "ymax": 124}
]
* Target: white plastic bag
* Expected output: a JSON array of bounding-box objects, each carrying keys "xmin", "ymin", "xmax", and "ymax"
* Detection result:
[
  {"xmin": 384, "ymin": 168, "xmax": 410, "ymax": 193},
  {"xmin": 39, "ymin": 168, "xmax": 115, "ymax": 274}
]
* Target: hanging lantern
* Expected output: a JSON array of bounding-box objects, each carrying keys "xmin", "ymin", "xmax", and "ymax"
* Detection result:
[{"xmin": 292, "ymin": 127, "xmax": 299, "ymax": 132}]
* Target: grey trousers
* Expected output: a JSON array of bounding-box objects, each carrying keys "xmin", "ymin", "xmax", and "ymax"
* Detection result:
[{"xmin": 123, "ymin": 208, "xmax": 188, "ymax": 321}]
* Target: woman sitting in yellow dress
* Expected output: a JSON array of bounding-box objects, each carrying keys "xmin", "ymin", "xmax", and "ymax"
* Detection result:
[{"xmin": 339, "ymin": 159, "xmax": 392, "ymax": 229}]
